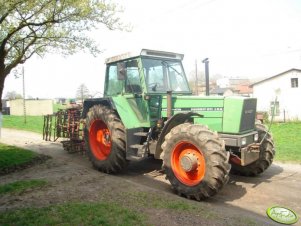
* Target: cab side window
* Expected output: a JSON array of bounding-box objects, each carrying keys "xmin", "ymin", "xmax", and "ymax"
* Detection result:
[
  {"xmin": 105, "ymin": 64, "xmax": 123, "ymax": 96},
  {"xmin": 125, "ymin": 60, "xmax": 142, "ymax": 93}
]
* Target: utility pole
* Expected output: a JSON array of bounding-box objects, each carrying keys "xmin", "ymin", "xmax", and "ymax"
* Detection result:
[
  {"xmin": 195, "ymin": 59, "xmax": 198, "ymax": 95},
  {"xmin": 12, "ymin": 66, "xmax": 26, "ymax": 123},
  {"xmin": 22, "ymin": 66, "xmax": 26, "ymax": 124}
]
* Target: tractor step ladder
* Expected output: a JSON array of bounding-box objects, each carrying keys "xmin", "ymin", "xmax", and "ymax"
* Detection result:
[
  {"xmin": 133, "ymin": 132, "xmax": 148, "ymax": 137},
  {"xmin": 132, "ymin": 131, "xmax": 149, "ymax": 157},
  {"xmin": 130, "ymin": 143, "xmax": 148, "ymax": 157}
]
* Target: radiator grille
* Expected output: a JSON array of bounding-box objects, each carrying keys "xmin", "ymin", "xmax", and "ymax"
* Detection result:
[{"xmin": 240, "ymin": 98, "xmax": 257, "ymax": 132}]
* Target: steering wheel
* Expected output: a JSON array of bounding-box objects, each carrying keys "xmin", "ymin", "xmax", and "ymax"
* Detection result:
[{"xmin": 148, "ymin": 82, "xmax": 160, "ymax": 91}]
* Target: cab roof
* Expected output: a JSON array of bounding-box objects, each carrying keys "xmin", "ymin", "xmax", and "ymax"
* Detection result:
[{"xmin": 105, "ymin": 49, "xmax": 184, "ymax": 64}]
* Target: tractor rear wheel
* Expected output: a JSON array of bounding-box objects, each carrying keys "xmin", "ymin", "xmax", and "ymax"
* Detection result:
[
  {"xmin": 230, "ymin": 123, "xmax": 275, "ymax": 176},
  {"xmin": 84, "ymin": 105, "xmax": 128, "ymax": 173},
  {"xmin": 162, "ymin": 123, "xmax": 231, "ymax": 200}
]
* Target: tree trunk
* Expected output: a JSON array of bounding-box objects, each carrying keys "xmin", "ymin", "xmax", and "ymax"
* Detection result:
[
  {"xmin": 0, "ymin": 46, "xmax": 7, "ymax": 112},
  {"xmin": 0, "ymin": 68, "xmax": 7, "ymax": 111}
]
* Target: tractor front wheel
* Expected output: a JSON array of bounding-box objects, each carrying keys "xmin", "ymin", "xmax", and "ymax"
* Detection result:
[
  {"xmin": 84, "ymin": 105, "xmax": 128, "ymax": 173},
  {"xmin": 162, "ymin": 123, "xmax": 231, "ymax": 200}
]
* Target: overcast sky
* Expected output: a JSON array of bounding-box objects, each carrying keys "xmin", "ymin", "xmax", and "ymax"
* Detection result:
[{"xmin": 3, "ymin": 0, "xmax": 301, "ymax": 99}]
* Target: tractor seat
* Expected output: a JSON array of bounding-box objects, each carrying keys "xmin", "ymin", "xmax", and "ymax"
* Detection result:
[{"xmin": 126, "ymin": 84, "xmax": 142, "ymax": 93}]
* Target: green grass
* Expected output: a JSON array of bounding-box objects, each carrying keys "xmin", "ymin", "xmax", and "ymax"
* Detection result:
[
  {"xmin": 0, "ymin": 143, "xmax": 38, "ymax": 170},
  {"xmin": 53, "ymin": 103, "xmax": 66, "ymax": 112},
  {"xmin": 270, "ymin": 122, "xmax": 301, "ymax": 163},
  {"xmin": 0, "ymin": 180, "xmax": 47, "ymax": 195},
  {"xmin": 0, "ymin": 202, "xmax": 146, "ymax": 226},
  {"xmin": 115, "ymin": 191, "xmax": 257, "ymax": 225},
  {"xmin": 2, "ymin": 104, "xmax": 65, "ymax": 134},
  {"xmin": 2, "ymin": 115, "xmax": 44, "ymax": 134}
]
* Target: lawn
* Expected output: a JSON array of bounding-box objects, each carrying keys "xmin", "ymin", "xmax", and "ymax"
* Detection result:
[
  {"xmin": 270, "ymin": 122, "xmax": 301, "ymax": 163},
  {"xmin": 0, "ymin": 143, "xmax": 38, "ymax": 170},
  {"xmin": 2, "ymin": 115, "xmax": 44, "ymax": 134},
  {"xmin": 0, "ymin": 180, "xmax": 48, "ymax": 195},
  {"xmin": 53, "ymin": 103, "xmax": 66, "ymax": 112},
  {"xmin": 1, "ymin": 103, "xmax": 66, "ymax": 134},
  {"xmin": 0, "ymin": 202, "xmax": 145, "ymax": 226}
]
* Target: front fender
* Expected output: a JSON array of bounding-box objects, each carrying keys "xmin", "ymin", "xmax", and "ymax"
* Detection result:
[{"xmin": 154, "ymin": 112, "xmax": 203, "ymax": 159}]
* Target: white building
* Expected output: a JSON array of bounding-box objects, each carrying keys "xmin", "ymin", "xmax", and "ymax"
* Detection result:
[
  {"xmin": 251, "ymin": 68, "xmax": 301, "ymax": 121},
  {"xmin": 216, "ymin": 78, "xmax": 250, "ymax": 88},
  {"xmin": 216, "ymin": 78, "xmax": 230, "ymax": 88},
  {"xmin": 10, "ymin": 99, "xmax": 53, "ymax": 116}
]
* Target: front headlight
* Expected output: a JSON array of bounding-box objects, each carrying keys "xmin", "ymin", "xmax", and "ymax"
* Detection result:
[
  {"xmin": 241, "ymin": 137, "xmax": 247, "ymax": 146},
  {"xmin": 254, "ymin": 133, "xmax": 259, "ymax": 142}
]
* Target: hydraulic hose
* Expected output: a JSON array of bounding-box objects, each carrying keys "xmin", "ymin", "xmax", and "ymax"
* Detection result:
[{"xmin": 260, "ymin": 96, "xmax": 277, "ymax": 145}]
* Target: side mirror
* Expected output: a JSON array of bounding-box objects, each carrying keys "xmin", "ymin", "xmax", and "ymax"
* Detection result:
[{"xmin": 117, "ymin": 62, "xmax": 127, "ymax": 80}]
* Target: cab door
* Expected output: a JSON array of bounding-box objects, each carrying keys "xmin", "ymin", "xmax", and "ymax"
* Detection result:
[{"xmin": 124, "ymin": 59, "xmax": 148, "ymax": 123}]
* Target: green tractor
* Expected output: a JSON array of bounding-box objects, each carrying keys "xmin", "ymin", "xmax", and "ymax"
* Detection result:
[{"xmin": 70, "ymin": 49, "xmax": 276, "ymax": 200}]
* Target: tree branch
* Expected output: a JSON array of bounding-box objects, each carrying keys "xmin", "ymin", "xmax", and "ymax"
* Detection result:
[
  {"xmin": 4, "ymin": 36, "xmax": 37, "ymax": 75},
  {"xmin": 23, "ymin": 0, "xmax": 54, "ymax": 22},
  {"xmin": 0, "ymin": 12, "xmax": 9, "ymax": 24},
  {"xmin": 1, "ymin": 0, "xmax": 126, "ymax": 78},
  {"xmin": 0, "ymin": 0, "xmax": 24, "ymax": 24}
]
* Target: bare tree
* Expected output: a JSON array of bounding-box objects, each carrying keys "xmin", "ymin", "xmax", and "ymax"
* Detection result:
[
  {"xmin": 5, "ymin": 91, "xmax": 22, "ymax": 100},
  {"xmin": 188, "ymin": 69, "xmax": 204, "ymax": 94},
  {"xmin": 76, "ymin": 83, "xmax": 89, "ymax": 103},
  {"xmin": 0, "ymin": 0, "xmax": 128, "ymax": 110}
]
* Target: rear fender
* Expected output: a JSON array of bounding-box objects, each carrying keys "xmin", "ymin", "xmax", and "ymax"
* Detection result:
[
  {"xmin": 82, "ymin": 98, "xmax": 115, "ymax": 119},
  {"xmin": 154, "ymin": 112, "xmax": 203, "ymax": 159}
]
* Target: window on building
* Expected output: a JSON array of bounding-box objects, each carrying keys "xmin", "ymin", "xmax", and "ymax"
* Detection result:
[
  {"xmin": 291, "ymin": 78, "xmax": 298, "ymax": 88},
  {"xmin": 270, "ymin": 101, "xmax": 280, "ymax": 116}
]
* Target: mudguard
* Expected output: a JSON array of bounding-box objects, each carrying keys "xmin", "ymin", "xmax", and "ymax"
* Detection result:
[{"xmin": 82, "ymin": 98, "xmax": 115, "ymax": 119}]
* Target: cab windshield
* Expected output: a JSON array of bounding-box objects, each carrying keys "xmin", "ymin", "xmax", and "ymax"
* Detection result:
[{"xmin": 142, "ymin": 58, "xmax": 190, "ymax": 93}]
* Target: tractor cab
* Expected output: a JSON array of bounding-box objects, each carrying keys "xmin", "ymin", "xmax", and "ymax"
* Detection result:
[{"xmin": 104, "ymin": 49, "xmax": 191, "ymax": 96}]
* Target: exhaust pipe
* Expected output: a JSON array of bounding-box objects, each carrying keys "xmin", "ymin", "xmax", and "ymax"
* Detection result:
[
  {"xmin": 202, "ymin": 58, "xmax": 209, "ymax": 96},
  {"xmin": 167, "ymin": 90, "xmax": 172, "ymax": 119}
]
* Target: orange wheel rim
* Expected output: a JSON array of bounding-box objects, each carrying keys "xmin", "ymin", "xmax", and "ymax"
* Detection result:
[
  {"xmin": 89, "ymin": 120, "xmax": 111, "ymax": 160},
  {"xmin": 171, "ymin": 141, "xmax": 205, "ymax": 186}
]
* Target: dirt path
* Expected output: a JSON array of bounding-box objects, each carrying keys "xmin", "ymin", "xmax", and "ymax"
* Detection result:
[{"xmin": 1, "ymin": 128, "xmax": 300, "ymax": 225}]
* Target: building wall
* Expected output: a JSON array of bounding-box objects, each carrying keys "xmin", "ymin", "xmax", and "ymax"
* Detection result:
[
  {"xmin": 253, "ymin": 70, "xmax": 301, "ymax": 121},
  {"xmin": 10, "ymin": 99, "xmax": 53, "ymax": 116}
]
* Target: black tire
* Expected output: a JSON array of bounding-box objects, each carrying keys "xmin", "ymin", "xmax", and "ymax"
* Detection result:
[
  {"xmin": 84, "ymin": 105, "xmax": 128, "ymax": 173},
  {"xmin": 162, "ymin": 123, "xmax": 231, "ymax": 200},
  {"xmin": 230, "ymin": 123, "xmax": 275, "ymax": 176}
]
